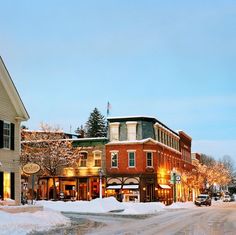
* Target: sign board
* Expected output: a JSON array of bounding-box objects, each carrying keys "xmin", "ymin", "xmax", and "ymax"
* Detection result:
[
  {"xmin": 176, "ymin": 175, "xmax": 181, "ymax": 181},
  {"xmin": 22, "ymin": 163, "xmax": 41, "ymax": 174}
]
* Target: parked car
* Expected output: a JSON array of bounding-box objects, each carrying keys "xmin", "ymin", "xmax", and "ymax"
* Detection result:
[
  {"xmin": 195, "ymin": 194, "xmax": 212, "ymax": 206},
  {"xmin": 223, "ymin": 195, "xmax": 231, "ymax": 202}
]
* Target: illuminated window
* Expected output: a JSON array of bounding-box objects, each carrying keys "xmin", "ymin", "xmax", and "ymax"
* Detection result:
[
  {"xmin": 79, "ymin": 152, "xmax": 87, "ymax": 167},
  {"xmin": 4, "ymin": 172, "xmax": 10, "ymax": 199},
  {"xmin": 94, "ymin": 151, "xmax": 102, "ymax": 167}
]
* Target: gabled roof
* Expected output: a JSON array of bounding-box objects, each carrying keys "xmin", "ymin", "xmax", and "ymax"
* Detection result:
[{"xmin": 0, "ymin": 56, "xmax": 29, "ymax": 121}]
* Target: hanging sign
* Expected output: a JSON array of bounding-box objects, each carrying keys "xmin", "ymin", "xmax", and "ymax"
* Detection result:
[{"xmin": 22, "ymin": 163, "xmax": 41, "ymax": 174}]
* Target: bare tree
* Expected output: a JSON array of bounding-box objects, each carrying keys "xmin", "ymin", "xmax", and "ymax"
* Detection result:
[{"xmin": 21, "ymin": 124, "xmax": 80, "ymax": 200}]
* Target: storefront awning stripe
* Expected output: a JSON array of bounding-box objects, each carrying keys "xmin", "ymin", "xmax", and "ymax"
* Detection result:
[
  {"xmin": 123, "ymin": 185, "xmax": 139, "ymax": 189},
  {"xmin": 107, "ymin": 185, "xmax": 121, "ymax": 189},
  {"xmin": 159, "ymin": 184, "xmax": 171, "ymax": 189}
]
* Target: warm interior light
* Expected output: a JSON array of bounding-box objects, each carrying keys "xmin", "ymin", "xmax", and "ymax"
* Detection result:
[{"xmin": 4, "ymin": 172, "xmax": 10, "ymax": 199}]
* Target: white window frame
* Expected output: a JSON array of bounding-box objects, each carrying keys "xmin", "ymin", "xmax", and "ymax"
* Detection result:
[
  {"xmin": 111, "ymin": 151, "xmax": 118, "ymax": 168},
  {"xmin": 126, "ymin": 121, "xmax": 137, "ymax": 141},
  {"xmin": 109, "ymin": 123, "xmax": 120, "ymax": 141},
  {"xmin": 146, "ymin": 152, "xmax": 153, "ymax": 168},
  {"xmin": 3, "ymin": 121, "xmax": 10, "ymax": 149},
  {"xmin": 128, "ymin": 151, "xmax": 136, "ymax": 168}
]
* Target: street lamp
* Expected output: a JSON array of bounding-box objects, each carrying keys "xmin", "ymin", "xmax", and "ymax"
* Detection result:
[
  {"xmin": 98, "ymin": 168, "xmax": 104, "ymax": 199},
  {"xmin": 172, "ymin": 168, "xmax": 177, "ymax": 203}
]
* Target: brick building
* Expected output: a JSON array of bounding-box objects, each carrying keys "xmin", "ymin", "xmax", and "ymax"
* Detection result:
[{"xmin": 105, "ymin": 116, "xmax": 195, "ymax": 204}]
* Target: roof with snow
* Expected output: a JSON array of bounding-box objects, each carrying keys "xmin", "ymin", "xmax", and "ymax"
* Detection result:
[{"xmin": 0, "ymin": 56, "xmax": 29, "ymax": 121}]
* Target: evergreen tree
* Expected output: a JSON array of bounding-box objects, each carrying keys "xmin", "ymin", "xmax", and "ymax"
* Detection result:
[
  {"xmin": 85, "ymin": 108, "xmax": 107, "ymax": 137},
  {"xmin": 75, "ymin": 125, "xmax": 85, "ymax": 138}
]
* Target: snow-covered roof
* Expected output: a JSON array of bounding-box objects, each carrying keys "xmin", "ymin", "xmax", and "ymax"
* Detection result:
[{"xmin": 0, "ymin": 56, "xmax": 29, "ymax": 121}]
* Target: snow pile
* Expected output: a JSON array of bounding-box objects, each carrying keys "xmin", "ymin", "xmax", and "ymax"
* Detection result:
[
  {"xmin": 166, "ymin": 202, "xmax": 195, "ymax": 209},
  {"xmin": 0, "ymin": 210, "xmax": 70, "ymax": 235},
  {"xmin": 121, "ymin": 202, "xmax": 166, "ymax": 214},
  {"xmin": 36, "ymin": 197, "xmax": 125, "ymax": 213},
  {"xmin": 37, "ymin": 197, "xmax": 199, "ymax": 215}
]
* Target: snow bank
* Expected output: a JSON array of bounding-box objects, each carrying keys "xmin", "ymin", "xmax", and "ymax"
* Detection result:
[
  {"xmin": 166, "ymin": 202, "xmax": 195, "ymax": 209},
  {"xmin": 0, "ymin": 210, "xmax": 70, "ymax": 235},
  {"xmin": 121, "ymin": 202, "xmax": 166, "ymax": 214},
  {"xmin": 36, "ymin": 197, "xmax": 125, "ymax": 213}
]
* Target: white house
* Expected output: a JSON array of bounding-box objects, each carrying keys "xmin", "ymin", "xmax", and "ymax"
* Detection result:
[{"xmin": 0, "ymin": 56, "xmax": 29, "ymax": 204}]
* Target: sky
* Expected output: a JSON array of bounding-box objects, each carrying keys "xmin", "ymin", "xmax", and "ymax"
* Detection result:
[{"xmin": 0, "ymin": 0, "xmax": 236, "ymax": 161}]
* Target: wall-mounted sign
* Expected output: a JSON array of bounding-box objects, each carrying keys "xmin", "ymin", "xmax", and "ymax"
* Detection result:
[{"xmin": 22, "ymin": 163, "xmax": 41, "ymax": 174}]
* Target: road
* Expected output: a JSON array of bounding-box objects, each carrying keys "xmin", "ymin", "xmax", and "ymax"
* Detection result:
[{"xmin": 63, "ymin": 202, "xmax": 236, "ymax": 235}]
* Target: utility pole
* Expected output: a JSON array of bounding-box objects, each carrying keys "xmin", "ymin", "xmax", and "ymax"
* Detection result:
[{"xmin": 173, "ymin": 171, "xmax": 176, "ymax": 203}]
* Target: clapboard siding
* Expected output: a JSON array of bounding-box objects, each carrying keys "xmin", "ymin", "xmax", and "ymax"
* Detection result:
[{"xmin": 0, "ymin": 79, "xmax": 21, "ymax": 204}]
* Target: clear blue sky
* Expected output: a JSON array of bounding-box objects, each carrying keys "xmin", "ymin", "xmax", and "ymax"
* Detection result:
[{"xmin": 0, "ymin": 1, "xmax": 236, "ymax": 161}]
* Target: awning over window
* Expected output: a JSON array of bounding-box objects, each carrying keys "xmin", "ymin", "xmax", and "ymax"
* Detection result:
[
  {"xmin": 106, "ymin": 184, "xmax": 139, "ymax": 190},
  {"xmin": 123, "ymin": 185, "xmax": 139, "ymax": 189},
  {"xmin": 159, "ymin": 184, "xmax": 171, "ymax": 189},
  {"xmin": 107, "ymin": 185, "xmax": 121, "ymax": 189}
]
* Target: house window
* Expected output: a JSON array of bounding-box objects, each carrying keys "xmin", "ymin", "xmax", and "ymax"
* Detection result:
[
  {"xmin": 94, "ymin": 151, "xmax": 102, "ymax": 167},
  {"xmin": 111, "ymin": 152, "xmax": 118, "ymax": 168},
  {"xmin": 4, "ymin": 172, "xmax": 11, "ymax": 199},
  {"xmin": 126, "ymin": 122, "xmax": 137, "ymax": 141},
  {"xmin": 79, "ymin": 152, "xmax": 88, "ymax": 167},
  {"xmin": 128, "ymin": 152, "xmax": 135, "ymax": 168},
  {"xmin": 3, "ymin": 122, "xmax": 10, "ymax": 149},
  {"xmin": 109, "ymin": 123, "xmax": 120, "ymax": 141},
  {"xmin": 146, "ymin": 152, "xmax": 153, "ymax": 167}
]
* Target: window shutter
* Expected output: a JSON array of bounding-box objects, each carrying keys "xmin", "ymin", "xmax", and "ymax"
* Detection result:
[
  {"xmin": 10, "ymin": 172, "xmax": 15, "ymax": 200},
  {"xmin": 0, "ymin": 172, "xmax": 3, "ymax": 199},
  {"xmin": 0, "ymin": 120, "xmax": 3, "ymax": 148},
  {"xmin": 10, "ymin": 123, "xmax": 15, "ymax": 150}
]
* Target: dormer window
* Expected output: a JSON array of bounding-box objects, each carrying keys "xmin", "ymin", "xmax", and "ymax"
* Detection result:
[
  {"xmin": 126, "ymin": 121, "xmax": 137, "ymax": 141},
  {"xmin": 109, "ymin": 122, "xmax": 120, "ymax": 141}
]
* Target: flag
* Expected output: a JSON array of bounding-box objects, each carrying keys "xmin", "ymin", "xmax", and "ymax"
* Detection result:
[{"xmin": 107, "ymin": 101, "xmax": 111, "ymax": 116}]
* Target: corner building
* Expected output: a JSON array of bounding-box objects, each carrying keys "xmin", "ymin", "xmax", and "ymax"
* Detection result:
[{"xmin": 105, "ymin": 116, "xmax": 194, "ymax": 204}]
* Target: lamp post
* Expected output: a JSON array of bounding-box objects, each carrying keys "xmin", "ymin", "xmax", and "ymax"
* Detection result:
[
  {"xmin": 172, "ymin": 168, "xmax": 177, "ymax": 203},
  {"xmin": 98, "ymin": 168, "xmax": 104, "ymax": 199}
]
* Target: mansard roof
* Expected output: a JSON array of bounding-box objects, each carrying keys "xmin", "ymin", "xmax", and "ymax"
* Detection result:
[{"xmin": 107, "ymin": 115, "xmax": 178, "ymax": 136}]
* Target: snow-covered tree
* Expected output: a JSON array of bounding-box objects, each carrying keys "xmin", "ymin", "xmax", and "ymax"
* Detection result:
[
  {"xmin": 85, "ymin": 108, "xmax": 107, "ymax": 137},
  {"xmin": 21, "ymin": 124, "xmax": 81, "ymax": 200},
  {"xmin": 195, "ymin": 161, "xmax": 232, "ymax": 192}
]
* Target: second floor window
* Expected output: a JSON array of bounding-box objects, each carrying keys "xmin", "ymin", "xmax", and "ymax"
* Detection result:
[
  {"xmin": 111, "ymin": 152, "xmax": 118, "ymax": 168},
  {"xmin": 146, "ymin": 152, "xmax": 153, "ymax": 167},
  {"xmin": 79, "ymin": 152, "xmax": 87, "ymax": 167},
  {"xmin": 3, "ymin": 122, "xmax": 10, "ymax": 149},
  {"xmin": 128, "ymin": 152, "xmax": 135, "ymax": 167},
  {"xmin": 94, "ymin": 151, "xmax": 102, "ymax": 167}
]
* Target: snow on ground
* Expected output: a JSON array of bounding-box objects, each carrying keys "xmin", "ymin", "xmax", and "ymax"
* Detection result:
[
  {"xmin": 0, "ymin": 197, "xmax": 230, "ymax": 235},
  {"xmin": 0, "ymin": 209, "xmax": 70, "ymax": 235}
]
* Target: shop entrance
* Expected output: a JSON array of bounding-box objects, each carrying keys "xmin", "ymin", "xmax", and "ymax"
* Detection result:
[{"xmin": 78, "ymin": 178, "xmax": 88, "ymax": 200}]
